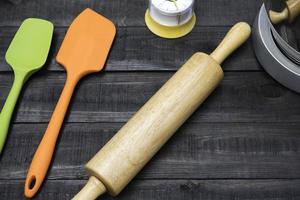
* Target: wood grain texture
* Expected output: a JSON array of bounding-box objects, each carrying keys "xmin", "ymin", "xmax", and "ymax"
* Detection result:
[
  {"xmin": 0, "ymin": 72, "xmax": 299, "ymax": 124},
  {"xmin": 75, "ymin": 26, "xmax": 250, "ymax": 197},
  {"xmin": 1, "ymin": 122, "xmax": 300, "ymax": 180},
  {"xmin": 0, "ymin": 0, "xmax": 261, "ymax": 27},
  {"xmin": 83, "ymin": 53, "xmax": 223, "ymax": 197},
  {"xmin": 0, "ymin": 27, "xmax": 259, "ymax": 72},
  {"xmin": 1, "ymin": 179, "xmax": 300, "ymax": 200}
]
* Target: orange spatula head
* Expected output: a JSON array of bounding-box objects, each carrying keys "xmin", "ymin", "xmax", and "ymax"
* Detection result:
[
  {"xmin": 56, "ymin": 8, "xmax": 116, "ymax": 75},
  {"xmin": 25, "ymin": 8, "xmax": 116, "ymax": 198}
]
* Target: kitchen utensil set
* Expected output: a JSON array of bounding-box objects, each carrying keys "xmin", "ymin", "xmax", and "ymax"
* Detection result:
[{"xmin": 0, "ymin": 6, "xmax": 251, "ymax": 199}]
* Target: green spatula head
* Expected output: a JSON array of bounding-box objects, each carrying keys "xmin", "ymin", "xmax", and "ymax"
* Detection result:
[
  {"xmin": 0, "ymin": 18, "xmax": 53, "ymax": 153},
  {"xmin": 5, "ymin": 18, "xmax": 53, "ymax": 72}
]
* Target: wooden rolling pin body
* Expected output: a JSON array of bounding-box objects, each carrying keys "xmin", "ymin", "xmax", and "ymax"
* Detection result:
[
  {"xmin": 87, "ymin": 52, "xmax": 223, "ymax": 195},
  {"xmin": 73, "ymin": 22, "xmax": 251, "ymax": 200}
]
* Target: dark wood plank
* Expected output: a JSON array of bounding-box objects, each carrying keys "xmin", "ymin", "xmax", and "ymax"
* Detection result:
[
  {"xmin": 6, "ymin": 0, "xmax": 22, "ymax": 5},
  {"xmin": 1, "ymin": 122, "xmax": 300, "ymax": 180},
  {"xmin": 0, "ymin": 0, "xmax": 262, "ymax": 27},
  {"xmin": 1, "ymin": 179, "xmax": 300, "ymax": 200},
  {"xmin": 0, "ymin": 27, "xmax": 260, "ymax": 72},
  {"xmin": 0, "ymin": 71, "xmax": 299, "ymax": 124}
]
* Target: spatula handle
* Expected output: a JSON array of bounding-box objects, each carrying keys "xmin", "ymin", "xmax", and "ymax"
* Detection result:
[
  {"xmin": 25, "ymin": 74, "xmax": 79, "ymax": 198},
  {"xmin": 0, "ymin": 70, "xmax": 27, "ymax": 153}
]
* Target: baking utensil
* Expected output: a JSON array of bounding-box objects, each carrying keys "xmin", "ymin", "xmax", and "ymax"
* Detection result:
[
  {"xmin": 0, "ymin": 18, "xmax": 53, "ymax": 153},
  {"xmin": 253, "ymin": 3, "xmax": 300, "ymax": 93},
  {"xmin": 269, "ymin": 0, "xmax": 300, "ymax": 24},
  {"xmin": 145, "ymin": 0, "xmax": 196, "ymax": 38},
  {"xmin": 73, "ymin": 22, "xmax": 251, "ymax": 200},
  {"xmin": 24, "ymin": 8, "xmax": 116, "ymax": 198}
]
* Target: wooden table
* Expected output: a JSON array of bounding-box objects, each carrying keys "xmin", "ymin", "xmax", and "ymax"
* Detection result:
[{"xmin": 1, "ymin": 0, "xmax": 300, "ymax": 199}]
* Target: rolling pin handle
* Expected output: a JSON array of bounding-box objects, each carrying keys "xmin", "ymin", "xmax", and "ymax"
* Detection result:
[
  {"xmin": 210, "ymin": 22, "xmax": 251, "ymax": 65},
  {"xmin": 269, "ymin": 8, "xmax": 289, "ymax": 24},
  {"xmin": 72, "ymin": 176, "xmax": 106, "ymax": 200}
]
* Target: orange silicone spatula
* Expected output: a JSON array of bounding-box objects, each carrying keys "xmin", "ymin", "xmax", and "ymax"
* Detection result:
[{"xmin": 24, "ymin": 8, "xmax": 116, "ymax": 198}]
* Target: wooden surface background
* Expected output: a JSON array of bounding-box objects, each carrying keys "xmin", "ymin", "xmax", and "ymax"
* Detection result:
[{"xmin": 1, "ymin": 0, "xmax": 300, "ymax": 199}]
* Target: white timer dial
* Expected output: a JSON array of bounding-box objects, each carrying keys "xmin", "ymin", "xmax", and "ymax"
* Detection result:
[{"xmin": 149, "ymin": 0, "xmax": 194, "ymax": 26}]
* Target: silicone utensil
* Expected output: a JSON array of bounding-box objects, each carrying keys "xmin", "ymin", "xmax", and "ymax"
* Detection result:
[
  {"xmin": 0, "ymin": 18, "xmax": 53, "ymax": 153},
  {"xmin": 25, "ymin": 8, "xmax": 116, "ymax": 198}
]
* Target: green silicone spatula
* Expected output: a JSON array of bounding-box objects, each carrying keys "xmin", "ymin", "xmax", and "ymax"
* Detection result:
[{"xmin": 0, "ymin": 18, "xmax": 53, "ymax": 153}]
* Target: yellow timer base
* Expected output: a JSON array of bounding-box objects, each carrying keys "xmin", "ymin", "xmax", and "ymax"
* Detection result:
[{"xmin": 145, "ymin": 9, "xmax": 196, "ymax": 39}]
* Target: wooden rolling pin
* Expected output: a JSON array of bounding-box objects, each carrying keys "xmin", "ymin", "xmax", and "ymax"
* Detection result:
[
  {"xmin": 73, "ymin": 22, "xmax": 251, "ymax": 200},
  {"xmin": 269, "ymin": 0, "xmax": 300, "ymax": 24}
]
